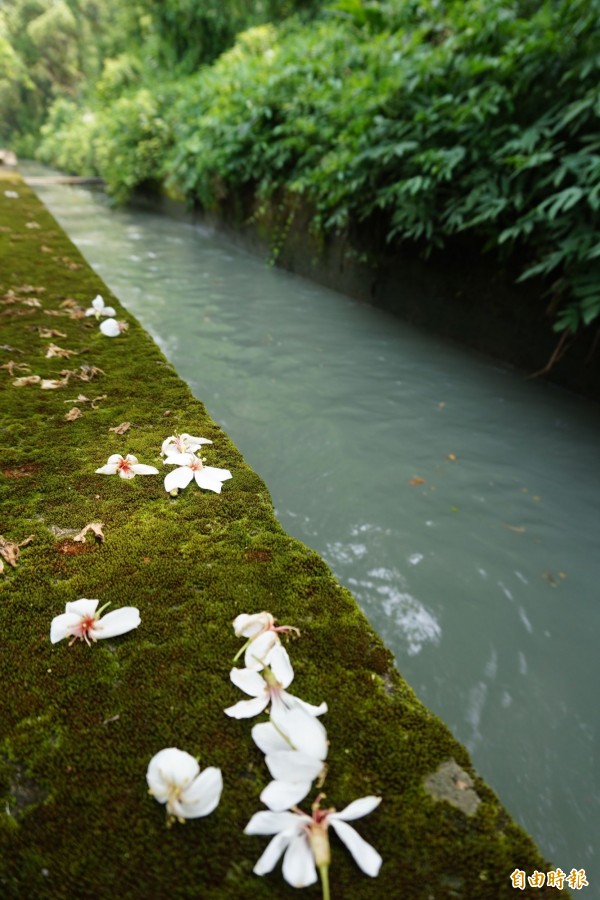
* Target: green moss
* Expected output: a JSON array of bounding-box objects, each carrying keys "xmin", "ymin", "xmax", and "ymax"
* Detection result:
[{"xmin": 0, "ymin": 172, "xmax": 570, "ymax": 899}]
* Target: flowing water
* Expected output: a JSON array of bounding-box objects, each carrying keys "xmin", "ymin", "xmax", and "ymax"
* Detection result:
[{"xmin": 24, "ymin": 166, "xmax": 599, "ymax": 892}]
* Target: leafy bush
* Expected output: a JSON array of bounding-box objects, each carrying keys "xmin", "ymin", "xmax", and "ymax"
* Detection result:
[{"xmin": 164, "ymin": 0, "xmax": 600, "ymax": 338}]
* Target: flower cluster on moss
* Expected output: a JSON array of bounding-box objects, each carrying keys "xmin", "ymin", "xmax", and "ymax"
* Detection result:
[{"xmin": 228, "ymin": 612, "xmax": 382, "ymax": 897}]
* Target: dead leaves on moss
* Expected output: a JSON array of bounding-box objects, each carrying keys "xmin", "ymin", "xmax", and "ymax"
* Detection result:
[
  {"xmin": 0, "ymin": 534, "xmax": 34, "ymax": 575},
  {"xmin": 64, "ymin": 393, "xmax": 107, "ymax": 409},
  {"xmin": 13, "ymin": 375, "xmax": 41, "ymax": 387},
  {"xmin": 1, "ymin": 360, "xmax": 30, "ymax": 376},
  {"xmin": 73, "ymin": 522, "xmax": 105, "ymax": 544},
  {"xmin": 64, "ymin": 407, "xmax": 83, "ymax": 421},
  {"xmin": 45, "ymin": 343, "xmax": 77, "ymax": 359},
  {"xmin": 109, "ymin": 422, "xmax": 132, "ymax": 435}
]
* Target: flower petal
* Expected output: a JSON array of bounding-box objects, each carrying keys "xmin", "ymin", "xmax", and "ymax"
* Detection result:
[
  {"xmin": 131, "ymin": 463, "xmax": 159, "ymax": 475},
  {"xmin": 229, "ymin": 666, "xmax": 266, "ymax": 698},
  {"xmin": 95, "ymin": 464, "xmax": 119, "ymax": 475},
  {"xmin": 92, "ymin": 607, "xmax": 140, "ymax": 639},
  {"xmin": 107, "ymin": 454, "xmax": 124, "ymax": 465},
  {"xmin": 253, "ymin": 831, "xmax": 294, "ymax": 876},
  {"xmin": 65, "ymin": 599, "xmax": 99, "ymax": 617},
  {"xmin": 224, "ymin": 696, "xmax": 269, "ymax": 719},
  {"xmin": 267, "ymin": 643, "xmax": 294, "ymax": 686},
  {"xmin": 194, "ymin": 469, "xmax": 231, "ymax": 493},
  {"xmin": 332, "ymin": 796, "xmax": 382, "ymax": 822},
  {"xmin": 92, "ymin": 295, "xmax": 104, "ymax": 311},
  {"xmin": 265, "ymin": 750, "xmax": 323, "ymax": 784},
  {"xmin": 244, "ymin": 810, "xmax": 302, "ymax": 836},
  {"xmin": 163, "ymin": 452, "xmax": 194, "ymax": 466},
  {"xmin": 329, "ymin": 818, "xmax": 382, "ymax": 877},
  {"xmin": 282, "ymin": 832, "xmax": 318, "ymax": 888},
  {"xmin": 260, "ymin": 779, "xmax": 313, "ymax": 812},
  {"xmin": 281, "ymin": 691, "xmax": 327, "ymax": 718},
  {"xmin": 101, "ymin": 306, "xmax": 116, "ymax": 317},
  {"xmin": 50, "ymin": 612, "xmax": 81, "ymax": 644},
  {"xmin": 244, "ymin": 630, "xmax": 278, "ymax": 670},
  {"xmin": 100, "ymin": 318, "xmax": 120, "ymax": 337},
  {"xmin": 147, "ymin": 747, "xmax": 199, "ymax": 802},
  {"xmin": 179, "ymin": 766, "xmax": 223, "ymax": 818},
  {"xmin": 252, "ymin": 722, "xmax": 290, "ymax": 756},
  {"xmin": 233, "ymin": 612, "xmax": 273, "ymax": 638},
  {"xmin": 271, "ymin": 706, "xmax": 328, "ymax": 759},
  {"xmin": 164, "ymin": 466, "xmax": 194, "ymax": 492}
]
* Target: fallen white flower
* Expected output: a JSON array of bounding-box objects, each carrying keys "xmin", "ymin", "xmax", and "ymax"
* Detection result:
[
  {"xmin": 163, "ymin": 452, "xmax": 231, "ymax": 494},
  {"xmin": 245, "ymin": 794, "xmax": 382, "ymax": 890},
  {"xmin": 161, "ymin": 433, "xmax": 213, "ymax": 456},
  {"xmin": 4, "ymin": 190, "xmax": 18, "ymax": 198},
  {"xmin": 146, "ymin": 747, "xmax": 223, "ymax": 825},
  {"xmin": 224, "ymin": 662, "xmax": 327, "ymax": 720},
  {"xmin": 95, "ymin": 453, "xmax": 159, "ymax": 479},
  {"xmin": 253, "ymin": 706, "xmax": 329, "ymax": 811},
  {"xmin": 99, "ymin": 318, "xmax": 127, "ymax": 337},
  {"xmin": 85, "ymin": 294, "xmax": 116, "ymax": 319},
  {"xmin": 50, "ymin": 598, "xmax": 140, "ymax": 646},
  {"xmin": 233, "ymin": 611, "xmax": 300, "ymax": 670}
]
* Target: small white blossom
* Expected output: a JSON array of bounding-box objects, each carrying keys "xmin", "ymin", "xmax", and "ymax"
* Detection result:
[
  {"xmin": 224, "ymin": 662, "xmax": 327, "ymax": 720},
  {"xmin": 95, "ymin": 453, "xmax": 159, "ymax": 479},
  {"xmin": 50, "ymin": 599, "xmax": 140, "ymax": 645},
  {"xmin": 85, "ymin": 294, "xmax": 116, "ymax": 319},
  {"xmin": 4, "ymin": 190, "xmax": 18, "ymax": 198},
  {"xmin": 163, "ymin": 452, "xmax": 231, "ymax": 494},
  {"xmin": 161, "ymin": 433, "xmax": 213, "ymax": 456},
  {"xmin": 233, "ymin": 612, "xmax": 300, "ymax": 670},
  {"xmin": 252, "ymin": 705, "xmax": 329, "ymax": 811},
  {"xmin": 245, "ymin": 794, "xmax": 382, "ymax": 889},
  {"xmin": 147, "ymin": 747, "xmax": 223, "ymax": 824},
  {"xmin": 99, "ymin": 318, "xmax": 127, "ymax": 337}
]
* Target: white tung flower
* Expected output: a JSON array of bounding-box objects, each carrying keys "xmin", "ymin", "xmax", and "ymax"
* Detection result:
[
  {"xmin": 163, "ymin": 452, "xmax": 232, "ymax": 494},
  {"xmin": 85, "ymin": 294, "xmax": 116, "ymax": 319},
  {"xmin": 252, "ymin": 705, "xmax": 329, "ymax": 811},
  {"xmin": 233, "ymin": 612, "xmax": 300, "ymax": 671},
  {"xmin": 224, "ymin": 661, "xmax": 327, "ymax": 720},
  {"xmin": 147, "ymin": 747, "xmax": 223, "ymax": 824},
  {"xmin": 50, "ymin": 598, "xmax": 140, "ymax": 646},
  {"xmin": 95, "ymin": 453, "xmax": 159, "ymax": 479},
  {"xmin": 161, "ymin": 433, "xmax": 213, "ymax": 456},
  {"xmin": 245, "ymin": 794, "xmax": 382, "ymax": 889},
  {"xmin": 99, "ymin": 318, "xmax": 127, "ymax": 337}
]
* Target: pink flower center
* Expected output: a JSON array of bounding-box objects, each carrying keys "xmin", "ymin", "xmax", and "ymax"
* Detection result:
[
  {"xmin": 69, "ymin": 615, "xmax": 96, "ymax": 646},
  {"xmin": 118, "ymin": 458, "xmax": 132, "ymax": 473},
  {"xmin": 189, "ymin": 458, "xmax": 203, "ymax": 471}
]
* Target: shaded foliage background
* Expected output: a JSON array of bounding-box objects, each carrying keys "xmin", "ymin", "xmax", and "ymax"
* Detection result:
[{"xmin": 1, "ymin": 0, "xmax": 599, "ymax": 356}]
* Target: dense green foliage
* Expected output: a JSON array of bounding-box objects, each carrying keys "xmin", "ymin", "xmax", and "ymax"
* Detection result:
[
  {"xmin": 0, "ymin": 174, "xmax": 567, "ymax": 899},
  {"xmin": 2, "ymin": 0, "xmax": 599, "ymax": 350}
]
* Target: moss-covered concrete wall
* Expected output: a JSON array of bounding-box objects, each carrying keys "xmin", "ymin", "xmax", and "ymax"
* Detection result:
[{"xmin": 0, "ymin": 172, "xmax": 570, "ymax": 899}]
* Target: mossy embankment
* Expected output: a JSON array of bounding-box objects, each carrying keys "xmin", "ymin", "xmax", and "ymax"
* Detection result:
[{"xmin": 0, "ymin": 172, "xmax": 569, "ymax": 899}]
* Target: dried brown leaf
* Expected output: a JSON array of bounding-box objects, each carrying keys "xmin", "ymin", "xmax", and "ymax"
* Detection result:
[
  {"xmin": 65, "ymin": 407, "xmax": 83, "ymax": 421},
  {"xmin": 25, "ymin": 221, "xmax": 40, "ymax": 229},
  {"xmin": 41, "ymin": 378, "xmax": 68, "ymax": 390},
  {"xmin": 1, "ymin": 361, "xmax": 30, "ymax": 375},
  {"xmin": 91, "ymin": 394, "xmax": 107, "ymax": 409},
  {"xmin": 21, "ymin": 297, "xmax": 42, "ymax": 308},
  {"xmin": 109, "ymin": 422, "xmax": 132, "ymax": 435},
  {"xmin": 13, "ymin": 375, "xmax": 41, "ymax": 387},
  {"xmin": 46, "ymin": 343, "xmax": 76, "ymax": 359},
  {"xmin": 0, "ymin": 534, "xmax": 34, "ymax": 570},
  {"xmin": 38, "ymin": 327, "xmax": 67, "ymax": 339},
  {"xmin": 73, "ymin": 522, "xmax": 105, "ymax": 544},
  {"xmin": 44, "ymin": 309, "xmax": 69, "ymax": 318}
]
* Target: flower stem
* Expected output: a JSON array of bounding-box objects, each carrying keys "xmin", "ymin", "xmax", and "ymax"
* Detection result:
[{"xmin": 318, "ymin": 864, "xmax": 331, "ymax": 900}]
